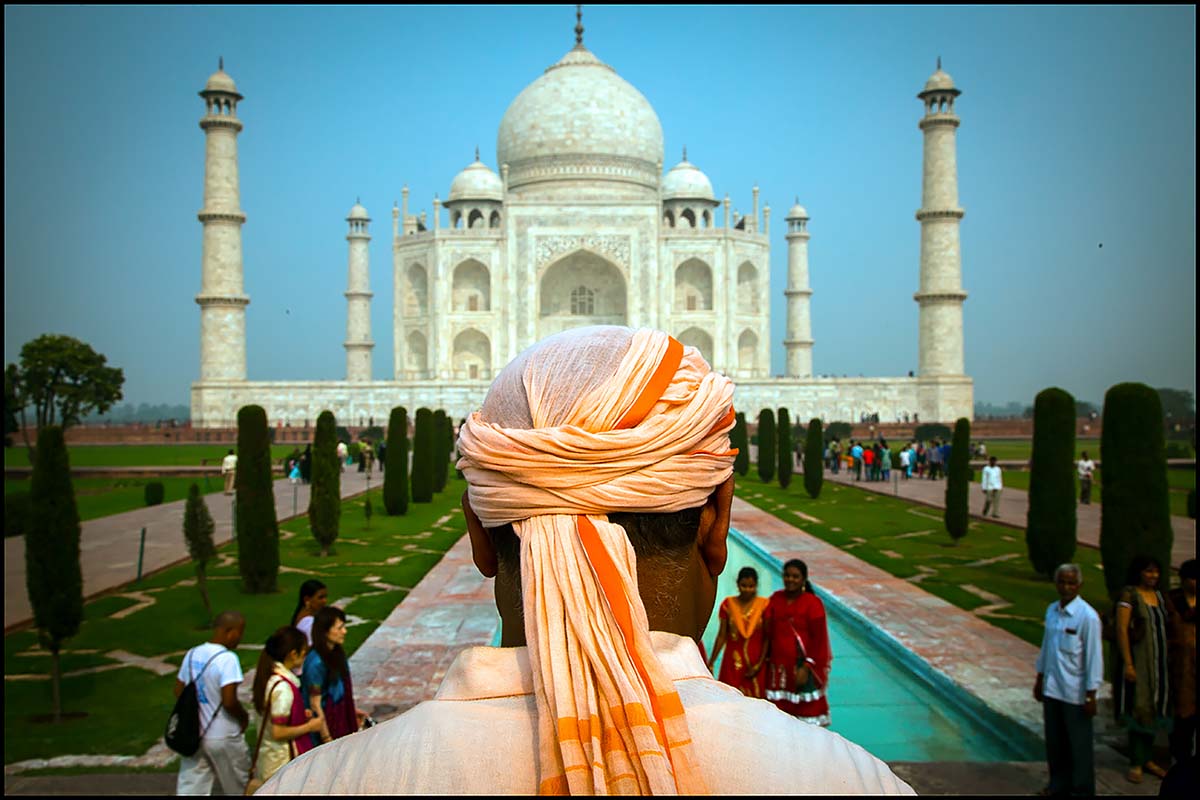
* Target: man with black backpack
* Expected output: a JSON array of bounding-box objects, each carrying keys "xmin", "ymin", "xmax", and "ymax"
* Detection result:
[{"xmin": 173, "ymin": 610, "xmax": 251, "ymax": 795}]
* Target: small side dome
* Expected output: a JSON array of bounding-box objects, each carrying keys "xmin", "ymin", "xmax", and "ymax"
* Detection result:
[
  {"xmin": 662, "ymin": 157, "xmax": 715, "ymax": 202},
  {"xmin": 347, "ymin": 201, "xmax": 369, "ymax": 220},
  {"xmin": 448, "ymin": 159, "xmax": 504, "ymax": 203},
  {"xmin": 205, "ymin": 69, "xmax": 238, "ymax": 94},
  {"xmin": 919, "ymin": 61, "xmax": 960, "ymax": 98},
  {"xmin": 786, "ymin": 202, "xmax": 809, "ymax": 220}
]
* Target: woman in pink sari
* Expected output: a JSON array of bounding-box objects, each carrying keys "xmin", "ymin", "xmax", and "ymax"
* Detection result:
[{"xmin": 764, "ymin": 559, "xmax": 832, "ymax": 726}]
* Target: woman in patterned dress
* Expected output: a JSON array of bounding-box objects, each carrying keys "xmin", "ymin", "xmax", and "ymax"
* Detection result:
[
  {"xmin": 764, "ymin": 559, "xmax": 832, "ymax": 726},
  {"xmin": 1114, "ymin": 555, "xmax": 1172, "ymax": 783},
  {"xmin": 708, "ymin": 567, "xmax": 769, "ymax": 698}
]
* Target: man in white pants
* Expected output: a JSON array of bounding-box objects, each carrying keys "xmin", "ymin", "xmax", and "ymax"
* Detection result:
[
  {"xmin": 175, "ymin": 611, "xmax": 250, "ymax": 795},
  {"xmin": 981, "ymin": 456, "xmax": 1003, "ymax": 518}
]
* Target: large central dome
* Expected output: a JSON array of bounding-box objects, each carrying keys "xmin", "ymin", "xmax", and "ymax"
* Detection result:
[{"xmin": 497, "ymin": 45, "xmax": 664, "ymax": 194}]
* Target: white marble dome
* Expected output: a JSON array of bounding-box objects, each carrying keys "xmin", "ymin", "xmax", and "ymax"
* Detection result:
[
  {"xmin": 448, "ymin": 159, "xmax": 503, "ymax": 203},
  {"xmin": 662, "ymin": 158, "xmax": 715, "ymax": 201},
  {"xmin": 204, "ymin": 69, "xmax": 238, "ymax": 94},
  {"xmin": 347, "ymin": 201, "xmax": 369, "ymax": 220},
  {"xmin": 921, "ymin": 68, "xmax": 958, "ymax": 95},
  {"xmin": 496, "ymin": 45, "xmax": 663, "ymax": 189}
]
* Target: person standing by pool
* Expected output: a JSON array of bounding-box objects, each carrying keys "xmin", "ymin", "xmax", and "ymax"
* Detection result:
[
  {"xmin": 290, "ymin": 580, "xmax": 328, "ymax": 646},
  {"xmin": 1167, "ymin": 559, "xmax": 1197, "ymax": 767},
  {"xmin": 1113, "ymin": 555, "xmax": 1172, "ymax": 784},
  {"xmin": 765, "ymin": 559, "xmax": 832, "ymax": 727},
  {"xmin": 302, "ymin": 606, "xmax": 366, "ymax": 744},
  {"xmin": 708, "ymin": 566, "xmax": 769, "ymax": 698},
  {"xmin": 1033, "ymin": 564, "xmax": 1102, "ymax": 796}
]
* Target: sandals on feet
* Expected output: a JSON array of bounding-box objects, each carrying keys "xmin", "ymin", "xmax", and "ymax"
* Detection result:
[
  {"xmin": 1145, "ymin": 762, "xmax": 1168, "ymax": 779},
  {"xmin": 1126, "ymin": 767, "xmax": 1143, "ymax": 784}
]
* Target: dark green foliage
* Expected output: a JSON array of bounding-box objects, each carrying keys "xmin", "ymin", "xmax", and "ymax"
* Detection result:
[
  {"xmin": 182, "ymin": 483, "xmax": 216, "ymax": 620},
  {"xmin": 1165, "ymin": 441, "xmax": 1193, "ymax": 459},
  {"xmin": 360, "ymin": 425, "xmax": 385, "ymax": 443},
  {"xmin": 25, "ymin": 425, "xmax": 83, "ymax": 721},
  {"xmin": 235, "ymin": 405, "xmax": 280, "ymax": 591},
  {"xmin": 432, "ymin": 410, "xmax": 449, "ymax": 493},
  {"xmin": 1026, "ymin": 388, "xmax": 1077, "ymax": 578},
  {"xmin": 309, "ymin": 410, "xmax": 341, "ymax": 557},
  {"xmin": 916, "ymin": 423, "xmax": 953, "ymax": 443},
  {"xmin": 335, "ymin": 426, "xmax": 352, "ymax": 446},
  {"xmin": 943, "ymin": 418, "xmax": 971, "ymax": 543},
  {"xmin": 1100, "ymin": 383, "xmax": 1173, "ymax": 598},
  {"xmin": 347, "ymin": 441, "xmax": 362, "ymax": 464},
  {"xmin": 411, "ymin": 408, "xmax": 435, "ymax": 503},
  {"xmin": 1188, "ymin": 489, "xmax": 1196, "ymax": 520},
  {"xmin": 757, "ymin": 409, "xmax": 776, "ymax": 483},
  {"xmin": 825, "ymin": 421, "xmax": 853, "ymax": 443},
  {"xmin": 5, "ymin": 491, "xmax": 32, "ymax": 537},
  {"xmin": 804, "ymin": 418, "xmax": 824, "ymax": 499},
  {"xmin": 777, "ymin": 408, "xmax": 793, "ymax": 490},
  {"xmin": 143, "ymin": 481, "xmax": 165, "ymax": 507},
  {"xmin": 731, "ymin": 412, "xmax": 750, "ymax": 476},
  {"xmin": 383, "ymin": 407, "xmax": 409, "ymax": 516}
]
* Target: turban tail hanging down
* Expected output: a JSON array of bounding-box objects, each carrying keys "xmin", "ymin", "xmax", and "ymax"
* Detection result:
[{"xmin": 457, "ymin": 327, "xmax": 737, "ymax": 795}]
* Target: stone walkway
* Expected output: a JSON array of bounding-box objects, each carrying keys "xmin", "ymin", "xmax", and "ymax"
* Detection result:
[
  {"xmin": 5, "ymin": 467, "xmax": 380, "ymax": 630},
  {"xmin": 821, "ymin": 467, "xmax": 1195, "ymax": 569}
]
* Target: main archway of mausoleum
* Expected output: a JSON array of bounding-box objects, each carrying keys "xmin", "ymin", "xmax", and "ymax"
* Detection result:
[{"xmin": 537, "ymin": 249, "xmax": 628, "ymax": 340}]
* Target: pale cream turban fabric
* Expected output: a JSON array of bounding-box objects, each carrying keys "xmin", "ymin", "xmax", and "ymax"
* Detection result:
[{"xmin": 456, "ymin": 327, "xmax": 737, "ymax": 795}]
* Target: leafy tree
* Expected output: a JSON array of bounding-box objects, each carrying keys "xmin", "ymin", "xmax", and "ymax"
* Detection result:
[
  {"xmin": 1074, "ymin": 400, "xmax": 1098, "ymax": 418},
  {"xmin": 182, "ymin": 483, "xmax": 217, "ymax": 621},
  {"xmin": 777, "ymin": 408, "xmax": 793, "ymax": 489},
  {"xmin": 235, "ymin": 405, "xmax": 280, "ymax": 591},
  {"xmin": 4, "ymin": 364, "xmax": 20, "ymax": 448},
  {"xmin": 757, "ymin": 409, "xmax": 776, "ymax": 483},
  {"xmin": 8, "ymin": 334, "xmax": 125, "ymax": 457},
  {"xmin": 383, "ymin": 407, "xmax": 409, "ymax": 516},
  {"xmin": 309, "ymin": 410, "xmax": 341, "ymax": 557},
  {"xmin": 25, "ymin": 425, "xmax": 83, "ymax": 722},
  {"xmin": 824, "ymin": 421, "xmax": 853, "ymax": 443},
  {"xmin": 1100, "ymin": 384, "xmax": 1172, "ymax": 598},
  {"xmin": 411, "ymin": 408, "xmax": 435, "ymax": 503},
  {"xmin": 432, "ymin": 410, "xmax": 449, "ymax": 493},
  {"xmin": 804, "ymin": 418, "xmax": 824, "ymax": 499},
  {"xmin": 943, "ymin": 418, "xmax": 971, "ymax": 544},
  {"xmin": 1156, "ymin": 387, "xmax": 1195, "ymax": 423},
  {"xmin": 335, "ymin": 425, "xmax": 352, "ymax": 446},
  {"xmin": 731, "ymin": 412, "xmax": 750, "ymax": 476},
  {"xmin": 1026, "ymin": 388, "xmax": 1077, "ymax": 578},
  {"xmin": 915, "ymin": 423, "xmax": 953, "ymax": 443},
  {"xmin": 360, "ymin": 425, "xmax": 385, "ymax": 443}
]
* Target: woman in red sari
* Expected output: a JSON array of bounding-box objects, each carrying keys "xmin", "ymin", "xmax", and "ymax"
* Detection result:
[
  {"xmin": 708, "ymin": 567, "xmax": 769, "ymax": 698},
  {"xmin": 764, "ymin": 559, "xmax": 832, "ymax": 726}
]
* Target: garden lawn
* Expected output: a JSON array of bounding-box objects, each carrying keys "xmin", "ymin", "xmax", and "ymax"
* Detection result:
[
  {"xmin": 969, "ymin": 438, "xmax": 1100, "ymax": 462},
  {"xmin": 735, "ymin": 478, "xmax": 1122, "ymax": 648},
  {"xmin": 4, "ymin": 444, "xmax": 301, "ymax": 469},
  {"xmin": 3, "ymin": 479, "xmax": 468, "ymax": 765},
  {"xmin": 5, "ymin": 476, "xmax": 228, "ymax": 522},
  {"xmin": 986, "ymin": 467, "xmax": 1194, "ymax": 518}
]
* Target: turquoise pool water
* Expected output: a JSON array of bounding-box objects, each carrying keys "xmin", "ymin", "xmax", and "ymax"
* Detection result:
[{"xmin": 707, "ymin": 527, "xmax": 1040, "ymax": 762}]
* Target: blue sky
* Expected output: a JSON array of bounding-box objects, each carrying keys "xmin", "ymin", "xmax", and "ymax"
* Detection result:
[{"xmin": 3, "ymin": 5, "xmax": 1195, "ymax": 408}]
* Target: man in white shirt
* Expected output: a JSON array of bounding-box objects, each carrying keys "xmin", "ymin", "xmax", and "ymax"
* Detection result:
[
  {"xmin": 1033, "ymin": 564, "xmax": 1103, "ymax": 796},
  {"xmin": 981, "ymin": 456, "xmax": 1003, "ymax": 518},
  {"xmin": 1076, "ymin": 452, "xmax": 1096, "ymax": 505},
  {"xmin": 175, "ymin": 611, "xmax": 250, "ymax": 796},
  {"xmin": 220, "ymin": 449, "xmax": 237, "ymax": 495}
]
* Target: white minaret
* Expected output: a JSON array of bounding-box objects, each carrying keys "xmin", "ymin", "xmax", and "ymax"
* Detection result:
[
  {"xmin": 196, "ymin": 59, "xmax": 248, "ymax": 382},
  {"xmin": 784, "ymin": 200, "xmax": 813, "ymax": 378},
  {"xmin": 915, "ymin": 59, "xmax": 967, "ymax": 378},
  {"xmin": 344, "ymin": 199, "xmax": 373, "ymax": 381}
]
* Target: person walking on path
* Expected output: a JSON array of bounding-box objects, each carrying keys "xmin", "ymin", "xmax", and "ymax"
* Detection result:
[
  {"xmin": 250, "ymin": 626, "xmax": 328, "ymax": 786},
  {"xmin": 880, "ymin": 442, "xmax": 891, "ymax": 483},
  {"xmin": 336, "ymin": 441, "xmax": 348, "ymax": 473},
  {"xmin": 302, "ymin": 606, "xmax": 364, "ymax": 744},
  {"xmin": 1113, "ymin": 556, "xmax": 1173, "ymax": 784},
  {"xmin": 708, "ymin": 566, "xmax": 769, "ymax": 699},
  {"xmin": 221, "ymin": 449, "xmax": 237, "ymax": 495},
  {"xmin": 1034, "ymin": 564, "xmax": 1103, "ymax": 796},
  {"xmin": 1167, "ymin": 559, "xmax": 1197, "ymax": 767},
  {"xmin": 765, "ymin": 559, "xmax": 832, "ymax": 727},
  {"xmin": 829, "ymin": 438, "xmax": 841, "ymax": 474},
  {"xmin": 981, "ymin": 456, "xmax": 1003, "ymax": 518},
  {"xmin": 291, "ymin": 579, "xmax": 329, "ymax": 647},
  {"xmin": 1076, "ymin": 452, "xmax": 1096, "ymax": 505},
  {"xmin": 851, "ymin": 441, "xmax": 864, "ymax": 482},
  {"xmin": 174, "ymin": 611, "xmax": 251, "ymax": 796}
]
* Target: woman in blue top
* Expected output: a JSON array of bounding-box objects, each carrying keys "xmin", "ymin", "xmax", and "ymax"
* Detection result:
[{"xmin": 301, "ymin": 606, "xmax": 365, "ymax": 745}]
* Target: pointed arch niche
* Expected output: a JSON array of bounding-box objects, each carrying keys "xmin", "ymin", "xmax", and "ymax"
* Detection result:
[
  {"xmin": 737, "ymin": 261, "xmax": 759, "ymax": 314},
  {"xmin": 674, "ymin": 258, "xmax": 713, "ymax": 312},
  {"xmin": 405, "ymin": 264, "xmax": 429, "ymax": 316},
  {"xmin": 538, "ymin": 250, "xmax": 627, "ymax": 340},
  {"xmin": 452, "ymin": 328, "xmax": 491, "ymax": 380},
  {"xmin": 738, "ymin": 329, "xmax": 758, "ymax": 374},
  {"xmin": 452, "ymin": 259, "xmax": 491, "ymax": 312},
  {"xmin": 406, "ymin": 330, "xmax": 428, "ymax": 379},
  {"xmin": 677, "ymin": 327, "xmax": 714, "ymax": 367}
]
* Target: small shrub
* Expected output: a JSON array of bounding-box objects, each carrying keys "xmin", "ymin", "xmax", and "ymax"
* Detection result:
[
  {"xmin": 777, "ymin": 408, "xmax": 793, "ymax": 490},
  {"xmin": 412, "ymin": 408, "xmax": 434, "ymax": 503},
  {"xmin": 5, "ymin": 491, "xmax": 31, "ymax": 538},
  {"xmin": 143, "ymin": 481, "xmax": 165, "ymax": 507},
  {"xmin": 347, "ymin": 441, "xmax": 362, "ymax": 463},
  {"xmin": 825, "ymin": 422, "xmax": 853, "ymax": 443},
  {"xmin": 309, "ymin": 410, "xmax": 341, "ymax": 557},
  {"xmin": 383, "ymin": 407, "xmax": 409, "ymax": 516},
  {"xmin": 757, "ymin": 409, "xmax": 776, "ymax": 483},
  {"xmin": 804, "ymin": 419, "xmax": 824, "ymax": 499},
  {"xmin": 916, "ymin": 423, "xmax": 953, "ymax": 443},
  {"xmin": 235, "ymin": 405, "xmax": 280, "ymax": 592},
  {"xmin": 944, "ymin": 418, "xmax": 971, "ymax": 543},
  {"xmin": 1026, "ymin": 388, "xmax": 1077, "ymax": 578}
]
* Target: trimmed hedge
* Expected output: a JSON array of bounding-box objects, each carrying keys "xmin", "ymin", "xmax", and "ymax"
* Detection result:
[
  {"xmin": 143, "ymin": 481, "xmax": 165, "ymax": 507},
  {"xmin": 944, "ymin": 417, "xmax": 971, "ymax": 543},
  {"xmin": 731, "ymin": 412, "xmax": 750, "ymax": 476},
  {"xmin": 1100, "ymin": 383, "xmax": 1173, "ymax": 598},
  {"xmin": 411, "ymin": 408, "xmax": 434, "ymax": 503},
  {"xmin": 383, "ymin": 406, "xmax": 409, "ymax": 516},
  {"xmin": 804, "ymin": 418, "xmax": 824, "ymax": 499},
  {"xmin": 308, "ymin": 410, "xmax": 341, "ymax": 557},
  {"xmin": 777, "ymin": 408, "xmax": 793, "ymax": 490},
  {"xmin": 757, "ymin": 409, "xmax": 776, "ymax": 483},
  {"xmin": 1026, "ymin": 388, "xmax": 1077, "ymax": 578},
  {"xmin": 235, "ymin": 405, "xmax": 280, "ymax": 592}
]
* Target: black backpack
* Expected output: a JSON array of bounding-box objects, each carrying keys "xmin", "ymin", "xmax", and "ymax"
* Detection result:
[{"xmin": 164, "ymin": 648, "xmax": 226, "ymax": 756}]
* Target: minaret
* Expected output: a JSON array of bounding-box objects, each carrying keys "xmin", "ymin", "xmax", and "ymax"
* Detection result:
[
  {"xmin": 784, "ymin": 200, "xmax": 814, "ymax": 378},
  {"xmin": 196, "ymin": 59, "xmax": 248, "ymax": 382},
  {"xmin": 344, "ymin": 200, "xmax": 374, "ymax": 381},
  {"xmin": 915, "ymin": 59, "xmax": 967, "ymax": 378}
]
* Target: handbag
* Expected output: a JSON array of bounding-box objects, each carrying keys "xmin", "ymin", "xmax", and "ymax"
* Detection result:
[
  {"xmin": 244, "ymin": 681, "xmax": 280, "ymax": 796},
  {"xmin": 164, "ymin": 648, "xmax": 226, "ymax": 756}
]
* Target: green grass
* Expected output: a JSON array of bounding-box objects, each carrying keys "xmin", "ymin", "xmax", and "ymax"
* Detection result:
[
  {"xmin": 989, "ymin": 467, "xmax": 1194, "ymax": 517},
  {"xmin": 6, "ymin": 476, "xmax": 229, "ymax": 521},
  {"xmin": 4, "ymin": 479, "xmax": 469, "ymax": 765},
  {"xmin": 971, "ymin": 438, "xmax": 1102, "ymax": 462},
  {"xmin": 735, "ymin": 478, "xmax": 1124, "ymax": 649},
  {"xmin": 5, "ymin": 444, "xmax": 302, "ymax": 469}
]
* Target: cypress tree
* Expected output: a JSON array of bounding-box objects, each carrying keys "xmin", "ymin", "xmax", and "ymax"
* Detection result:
[
  {"xmin": 383, "ymin": 406, "xmax": 409, "ymax": 515},
  {"xmin": 757, "ymin": 409, "xmax": 776, "ymax": 483},
  {"xmin": 731, "ymin": 412, "xmax": 750, "ymax": 476},
  {"xmin": 25, "ymin": 425, "xmax": 83, "ymax": 722},
  {"xmin": 1026, "ymin": 388, "xmax": 1077, "ymax": 578},
  {"xmin": 1100, "ymin": 383, "xmax": 1173, "ymax": 598},
  {"xmin": 182, "ymin": 483, "xmax": 217, "ymax": 621},
  {"xmin": 777, "ymin": 408, "xmax": 793, "ymax": 489},
  {"xmin": 944, "ymin": 417, "xmax": 971, "ymax": 544},
  {"xmin": 412, "ymin": 408, "xmax": 434, "ymax": 503},
  {"xmin": 432, "ymin": 410, "xmax": 449, "ymax": 493},
  {"xmin": 308, "ymin": 410, "xmax": 341, "ymax": 557},
  {"xmin": 236, "ymin": 405, "xmax": 279, "ymax": 591},
  {"xmin": 804, "ymin": 418, "xmax": 824, "ymax": 499}
]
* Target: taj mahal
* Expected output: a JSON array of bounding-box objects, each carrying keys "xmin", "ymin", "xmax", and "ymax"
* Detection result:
[{"xmin": 190, "ymin": 21, "xmax": 972, "ymax": 428}]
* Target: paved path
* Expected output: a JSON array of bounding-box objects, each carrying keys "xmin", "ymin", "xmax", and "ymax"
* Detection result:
[
  {"xmin": 5, "ymin": 466, "xmax": 382, "ymax": 631},
  {"xmin": 821, "ymin": 467, "xmax": 1195, "ymax": 569}
]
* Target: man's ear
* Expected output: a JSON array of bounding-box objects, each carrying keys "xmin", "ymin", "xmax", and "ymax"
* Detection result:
[
  {"xmin": 696, "ymin": 474, "xmax": 734, "ymax": 577},
  {"xmin": 462, "ymin": 491, "xmax": 498, "ymax": 578}
]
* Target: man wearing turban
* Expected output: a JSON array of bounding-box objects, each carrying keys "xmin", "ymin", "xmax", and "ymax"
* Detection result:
[{"xmin": 260, "ymin": 327, "xmax": 912, "ymax": 795}]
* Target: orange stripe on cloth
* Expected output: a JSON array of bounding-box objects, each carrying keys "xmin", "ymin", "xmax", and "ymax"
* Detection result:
[
  {"xmin": 614, "ymin": 337, "xmax": 684, "ymax": 430},
  {"xmin": 539, "ymin": 775, "xmax": 571, "ymax": 795},
  {"xmin": 708, "ymin": 406, "xmax": 736, "ymax": 437}
]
